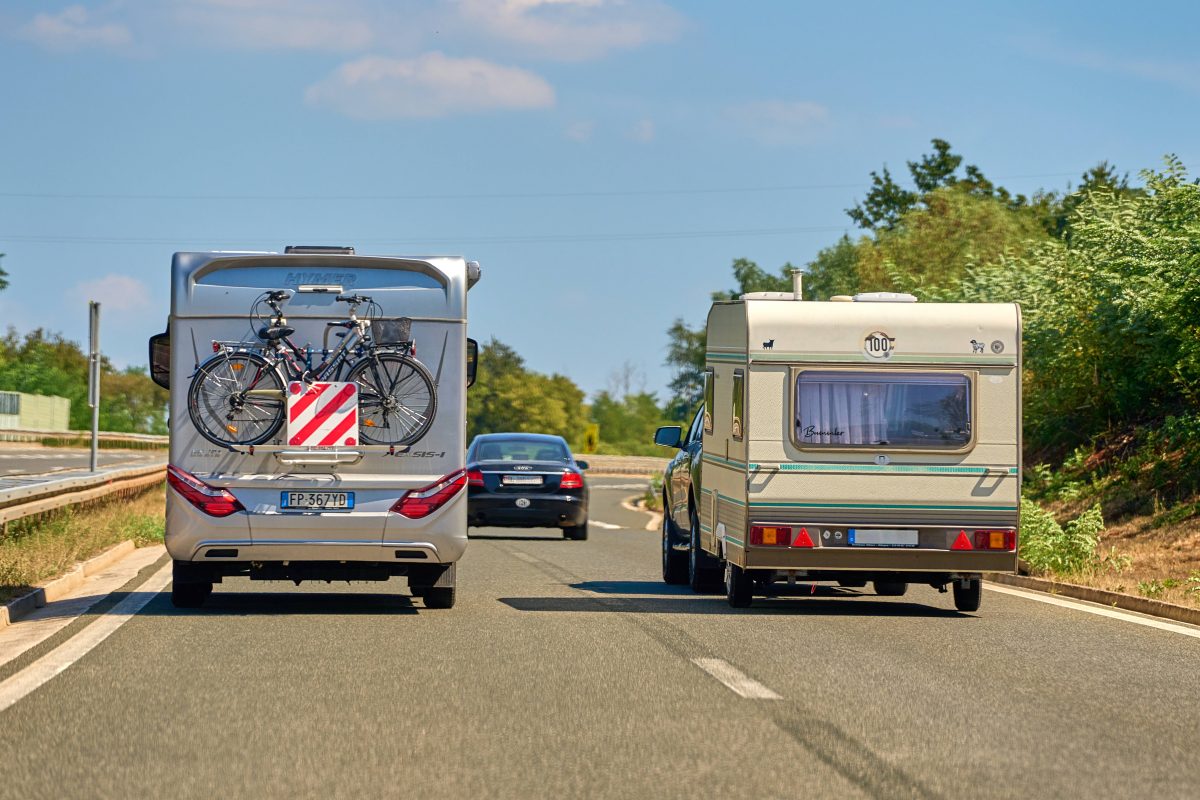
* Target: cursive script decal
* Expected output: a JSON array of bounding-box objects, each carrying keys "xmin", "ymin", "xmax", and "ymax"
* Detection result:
[{"xmin": 803, "ymin": 425, "xmax": 845, "ymax": 439}]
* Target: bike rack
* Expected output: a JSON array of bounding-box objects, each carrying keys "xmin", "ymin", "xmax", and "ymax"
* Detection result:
[{"xmin": 215, "ymin": 442, "xmax": 412, "ymax": 466}]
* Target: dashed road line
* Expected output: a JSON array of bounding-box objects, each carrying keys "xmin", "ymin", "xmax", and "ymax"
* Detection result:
[
  {"xmin": 0, "ymin": 561, "xmax": 172, "ymax": 714},
  {"xmin": 590, "ymin": 520, "xmax": 622, "ymax": 530},
  {"xmin": 985, "ymin": 583, "xmax": 1200, "ymax": 639},
  {"xmin": 692, "ymin": 657, "xmax": 782, "ymax": 699}
]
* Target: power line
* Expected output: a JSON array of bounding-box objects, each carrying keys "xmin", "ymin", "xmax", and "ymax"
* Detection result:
[{"xmin": 0, "ymin": 172, "xmax": 1084, "ymax": 202}]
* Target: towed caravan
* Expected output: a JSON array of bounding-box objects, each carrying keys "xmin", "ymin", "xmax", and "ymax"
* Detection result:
[
  {"xmin": 656, "ymin": 279, "xmax": 1020, "ymax": 610},
  {"xmin": 149, "ymin": 246, "xmax": 480, "ymax": 609}
]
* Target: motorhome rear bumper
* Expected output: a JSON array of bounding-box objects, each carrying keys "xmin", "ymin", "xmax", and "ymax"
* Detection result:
[
  {"xmin": 739, "ymin": 547, "xmax": 1017, "ymax": 573},
  {"xmin": 181, "ymin": 540, "xmax": 449, "ymax": 564}
]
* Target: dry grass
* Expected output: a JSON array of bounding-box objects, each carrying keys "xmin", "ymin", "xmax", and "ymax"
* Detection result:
[
  {"xmin": 1035, "ymin": 499, "xmax": 1200, "ymax": 608},
  {"xmin": 0, "ymin": 483, "xmax": 165, "ymax": 604}
]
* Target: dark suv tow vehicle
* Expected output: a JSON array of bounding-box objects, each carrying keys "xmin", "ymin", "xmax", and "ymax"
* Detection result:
[{"xmin": 653, "ymin": 406, "xmax": 723, "ymax": 591}]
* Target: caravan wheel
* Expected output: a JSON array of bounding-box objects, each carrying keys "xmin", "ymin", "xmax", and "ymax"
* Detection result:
[{"xmin": 726, "ymin": 563, "xmax": 753, "ymax": 608}]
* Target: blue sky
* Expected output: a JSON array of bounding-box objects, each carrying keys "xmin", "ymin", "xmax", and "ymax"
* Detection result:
[{"xmin": 2, "ymin": 0, "xmax": 1198, "ymax": 401}]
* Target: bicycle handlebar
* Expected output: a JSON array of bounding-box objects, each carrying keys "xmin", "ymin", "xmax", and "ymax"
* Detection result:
[{"xmin": 336, "ymin": 294, "xmax": 372, "ymax": 306}]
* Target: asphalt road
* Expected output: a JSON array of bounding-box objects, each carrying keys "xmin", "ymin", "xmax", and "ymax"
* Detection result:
[
  {"xmin": 0, "ymin": 446, "xmax": 164, "ymax": 481},
  {"xmin": 1, "ymin": 477, "xmax": 1199, "ymax": 799}
]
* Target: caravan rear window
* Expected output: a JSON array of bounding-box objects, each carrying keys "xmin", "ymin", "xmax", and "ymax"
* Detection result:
[{"xmin": 794, "ymin": 371, "xmax": 972, "ymax": 449}]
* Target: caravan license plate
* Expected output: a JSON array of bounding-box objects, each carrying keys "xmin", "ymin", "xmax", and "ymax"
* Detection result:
[
  {"xmin": 281, "ymin": 491, "xmax": 354, "ymax": 511},
  {"xmin": 848, "ymin": 528, "xmax": 918, "ymax": 547}
]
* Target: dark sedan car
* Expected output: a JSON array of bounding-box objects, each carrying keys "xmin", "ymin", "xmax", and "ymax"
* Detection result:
[{"xmin": 466, "ymin": 433, "xmax": 590, "ymax": 540}]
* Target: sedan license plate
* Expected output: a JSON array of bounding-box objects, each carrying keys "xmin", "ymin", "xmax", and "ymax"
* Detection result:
[
  {"xmin": 281, "ymin": 491, "xmax": 354, "ymax": 511},
  {"xmin": 502, "ymin": 475, "xmax": 543, "ymax": 486},
  {"xmin": 848, "ymin": 528, "xmax": 918, "ymax": 547}
]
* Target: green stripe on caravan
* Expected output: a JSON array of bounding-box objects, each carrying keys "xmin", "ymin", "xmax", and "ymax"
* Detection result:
[
  {"xmin": 748, "ymin": 501, "xmax": 1019, "ymax": 511},
  {"xmin": 751, "ymin": 463, "xmax": 1019, "ymax": 475},
  {"xmin": 747, "ymin": 352, "xmax": 1013, "ymax": 364}
]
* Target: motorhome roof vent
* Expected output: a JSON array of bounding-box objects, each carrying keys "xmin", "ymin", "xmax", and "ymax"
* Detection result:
[
  {"xmin": 740, "ymin": 291, "xmax": 796, "ymax": 301},
  {"xmin": 853, "ymin": 292, "xmax": 918, "ymax": 303},
  {"xmin": 284, "ymin": 245, "xmax": 355, "ymax": 255}
]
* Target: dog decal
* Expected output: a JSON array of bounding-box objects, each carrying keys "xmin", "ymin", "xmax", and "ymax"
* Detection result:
[{"xmin": 969, "ymin": 339, "xmax": 985, "ymax": 354}]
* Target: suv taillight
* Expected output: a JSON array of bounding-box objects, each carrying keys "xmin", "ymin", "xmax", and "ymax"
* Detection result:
[
  {"xmin": 392, "ymin": 470, "xmax": 467, "ymax": 519},
  {"xmin": 167, "ymin": 464, "xmax": 245, "ymax": 518},
  {"xmin": 559, "ymin": 471, "xmax": 584, "ymax": 490}
]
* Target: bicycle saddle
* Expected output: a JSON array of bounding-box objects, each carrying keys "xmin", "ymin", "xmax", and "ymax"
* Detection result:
[
  {"xmin": 257, "ymin": 324, "xmax": 294, "ymax": 341},
  {"xmin": 267, "ymin": 290, "xmax": 292, "ymax": 303}
]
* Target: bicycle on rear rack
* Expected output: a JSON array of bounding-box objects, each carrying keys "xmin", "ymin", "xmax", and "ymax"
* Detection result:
[{"xmin": 186, "ymin": 290, "xmax": 437, "ymax": 448}]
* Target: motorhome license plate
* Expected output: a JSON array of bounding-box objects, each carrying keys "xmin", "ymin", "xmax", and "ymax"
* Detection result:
[
  {"xmin": 502, "ymin": 475, "xmax": 543, "ymax": 486},
  {"xmin": 848, "ymin": 528, "xmax": 918, "ymax": 547},
  {"xmin": 281, "ymin": 491, "xmax": 354, "ymax": 511}
]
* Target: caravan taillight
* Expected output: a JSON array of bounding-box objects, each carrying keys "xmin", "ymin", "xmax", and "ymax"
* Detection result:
[
  {"xmin": 750, "ymin": 525, "xmax": 792, "ymax": 546},
  {"xmin": 974, "ymin": 530, "xmax": 1016, "ymax": 550},
  {"xmin": 167, "ymin": 464, "xmax": 244, "ymax": 518},
  {"xmin": 392, "ymin": 470, "xmax": 467, "ymax": 519}
]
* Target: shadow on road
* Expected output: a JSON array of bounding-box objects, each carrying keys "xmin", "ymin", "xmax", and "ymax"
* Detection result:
[
  {"xmin": 79, "ymin": 590, "xmax": 421, "ymax": 616},
  {"xmin": 468, "ymin": 533, "xmax": 567, "ymax": 541},
  {"xmin": 500, "ymin": 593, "xmax": 965, "ymax": 617}
]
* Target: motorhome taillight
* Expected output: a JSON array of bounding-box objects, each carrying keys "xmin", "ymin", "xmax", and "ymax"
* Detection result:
[
  {"xmin": 392, "ymin": 470, "xmax": 467, "ymax": 519},
  {"xmin": 167, "ymin": 464, "xmax": 244, "ymax": 518},
  {"xmin": 559, "ymin": 471, "xmax": 584, "ymax": 490},
  {"xmin": 974, "ymin": 530, "xmax": 1015, "ymax": 550},
  {"xmin": 750, "ymin": 525, "xmax": 792, "ymax": 546},
  {"xmin": 466, "ymin": 468, "xmax": 484, "ymax": 487}
]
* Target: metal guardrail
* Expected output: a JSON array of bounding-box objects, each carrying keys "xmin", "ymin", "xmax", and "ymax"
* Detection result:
[
  {"xmin": 0, "ymin": 429, "xmax": 168, "ymax": 448},
  {"xmin": 0, "ymin": 463, "xmax": 166, "ymax": 528}
]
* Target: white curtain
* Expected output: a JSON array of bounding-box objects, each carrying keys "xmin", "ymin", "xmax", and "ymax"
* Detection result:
[{"xmin": 796, "ymin": 373, "xmax": 964, "ymax": 447}]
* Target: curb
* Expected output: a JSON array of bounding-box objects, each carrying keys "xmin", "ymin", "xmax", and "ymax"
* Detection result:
[
  {"xmin": 0, "ymin": 539, "xmax": 138, "ymax": 629},
  {"xmin": 620, "ymin": 495, "xmax": 662, "ymax": 532},
  {"xmin": 987, "ymin": 572, "xmax": 1200, "ymax": 627}
]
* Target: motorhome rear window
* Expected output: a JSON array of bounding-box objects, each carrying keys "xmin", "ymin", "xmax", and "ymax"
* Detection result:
[{"xmin": 794, "ymin": 371, "xmax": 971, "ymax": 449}]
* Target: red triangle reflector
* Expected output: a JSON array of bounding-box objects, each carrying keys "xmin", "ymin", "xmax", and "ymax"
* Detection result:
[
  {"xmin": 793, "ymin": 527, "xmax": 814, "ymax": 548},
  {"xmin": 951, "ymin": 530, "xmax": 973, "ymax": 550}
]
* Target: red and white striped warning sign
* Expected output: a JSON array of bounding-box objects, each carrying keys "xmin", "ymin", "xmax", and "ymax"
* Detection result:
[{"xmin": 286, "ymin": 382, "xmax": 359, "ymax": 447}]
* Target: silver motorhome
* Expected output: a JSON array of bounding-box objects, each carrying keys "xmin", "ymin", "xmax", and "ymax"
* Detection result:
[
  {"xmin": 684, "ymin": 286, "xmax": 1020, "ymax": 610},
  {"xmin": 148, "ymin": 247, "xmax": 479, "ymax": 609}
]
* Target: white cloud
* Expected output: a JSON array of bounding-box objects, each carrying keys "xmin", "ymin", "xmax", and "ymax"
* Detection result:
[
  {"xmin": 175, "ymin": 0, "xmax": 375, "ymax": 51},
  {"xmin": 728, "ymin": 100, "xmax": 830, "ymax": 146},
  {"xmin": 73, "ymin": 274, "xmax": 152, "ymax": 312},
  {"xmin": 305, "ymin": 52, "xmax": 556, "ymax": 119},
  {"xmin": 565, "ymin": 120, "xmax": 595, "ymax": 142},
  {"xmin": 453, "ymin": 0, "xmax": 684, "ymax": 61},
  {"xmin": 19, "ymin": 5, "xmax": 133, "ymax": 52},
  {"xmin": 1015, "ymin": 34, "xmax": 1200, "ymax": 94},
  {"xmin": 627, "ymin": 118, "xmax": 655, "ymax": 142}
]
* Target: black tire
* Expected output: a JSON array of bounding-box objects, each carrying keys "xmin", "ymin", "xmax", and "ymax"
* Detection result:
[
  {"xmin": 187, "ymin": 351, "xmax": 285, "ymax": 447},
  {"xmin": 688, "ymin": 507, "xmax": 721, "ymax": 593},
  {"xmin": 423, "ymin": 586, "xmax": 455, "ymax": 609},
  {"xmin": 661, "ymin": 503, "xmax": 688, "ymax": 585},
  {"xmin": 171, "ymin": 563, "xmax": 212, "ymax": 608},
  {"xmin": 564, "ymin": 521, "xmax": 589, "ymax": 541},
  {"xmin": 726, "ymin": 563, "xmax": 754, "ymax": 608},
  {"xmin": 873, "ymin": 580, "xmax": 908, "ymax": 597},
  {"xmin": 953, "ymin": 577, "xmax": 982, "ymax": 612},
  {"xmin": 345, "ymin": 353, "xmax": 437, "ymax": 446},
  {"xmin": 837, "ymin": 580, "xmax": 867, "ymax": 588}
]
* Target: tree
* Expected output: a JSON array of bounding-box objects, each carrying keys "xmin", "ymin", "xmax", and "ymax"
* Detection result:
[
  {"xmin": 466, "ymin": 338, "xmax": 586, "ymax": 445},
  {"xmin": 804, "ymin": 235, "xmax": 864, "ymax": 299},
  {"xmin": 0, "ymin": 253, "xmax": 8, "ymax": 292},
  {"xmin": 663, "ymin": 318, "xmax": 706, "ymax": 420}
]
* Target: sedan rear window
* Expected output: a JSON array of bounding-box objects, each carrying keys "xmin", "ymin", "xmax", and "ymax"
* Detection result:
[
  {"xmin": 794, "ymin": 371, "xmax": 971, "ymax": 449},
  {"xmin": 475, "ymin": 439, "xmax": 569, "ymax": 462}
]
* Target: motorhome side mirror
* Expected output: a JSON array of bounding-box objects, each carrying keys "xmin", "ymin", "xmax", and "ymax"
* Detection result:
[
  {"xmin": 466, "ymin": 338, "xmax": 478, "ymax": 388},
  {"xmin": 148, "ymin": 331, "xmax": 170, "ymax": 390},
  {"xmin": 575, "ymin": 460, "xmax": 589, "ymax": 471},
  {"xmin": 654, "ymin": 426, "xmax": 683, "ymax": 449}
]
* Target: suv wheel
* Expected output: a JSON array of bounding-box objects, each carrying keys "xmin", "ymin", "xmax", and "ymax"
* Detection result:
[{"xmin": 662, "ymin": 503, "xmax": 688, "ymax": 585}]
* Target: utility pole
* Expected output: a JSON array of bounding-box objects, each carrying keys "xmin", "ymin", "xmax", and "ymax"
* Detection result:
[{"xmin": 88, "ymin": 301, "xmax": 100, "ymax": 472}]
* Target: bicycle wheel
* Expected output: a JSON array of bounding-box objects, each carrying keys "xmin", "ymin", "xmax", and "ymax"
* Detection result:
[
  {"xmin": 187, "ymin": 351, "xmax": 286, "ymax": 447},
  {"xmin": 345, "ymin": 353, "xmax": 437, "ymax": 446}
]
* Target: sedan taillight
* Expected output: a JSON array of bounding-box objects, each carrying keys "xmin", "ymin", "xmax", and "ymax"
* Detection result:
[
  {"xmin": 167, "ymin": 464, "xmax": 244, "ymax": 518},
  {"xmin": 559, "ymin": 471, "xmax": 584, "ymax": 489},
  {"xmin": 466, "ymin": 468, "xmax": 485, "ymax": 487},
  {"xmin": 392, "ymin": 470, "xmax": 467, "ymax": 519}
]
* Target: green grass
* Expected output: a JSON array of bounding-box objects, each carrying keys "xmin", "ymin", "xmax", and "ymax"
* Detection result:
[{"xmin": 0, "ymin": 484, "xmax": 165, "ymax": 604}]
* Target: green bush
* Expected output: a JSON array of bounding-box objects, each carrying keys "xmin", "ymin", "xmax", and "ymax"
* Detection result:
[{"xmin": 1019, "ymin": 499, "xmax": 1105, "ymax": 576}]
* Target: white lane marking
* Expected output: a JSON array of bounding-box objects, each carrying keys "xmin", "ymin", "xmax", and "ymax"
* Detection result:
[
  {"xmin": 985, "ymin": 583, "xmax": 1200, "ymax": 640},
  {"xmin": 591, "ymin": 520, "xmax": 623, "ymax": 530},
  {"xmin": 512, "ymin": 552, "xmax": 541, "ymax": 564},
  {"xmin": 0, "ymin": 561, "xmax": 172, "ymax": 714},
  {"xmin": 692, "ymin": 658, "xmax": 782, "ymax": 699}
]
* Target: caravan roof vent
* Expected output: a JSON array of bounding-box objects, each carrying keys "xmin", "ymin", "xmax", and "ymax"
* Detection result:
[
  {"xmin": 740, "ymin": 292, "xmax": 796, "ymax": 301},
  {"xmin": 853, "ymin": 292, "xmax": 918, "ymax": 303},
  {"xmin": 284, "ymin": 245, "xmax": 355, "ymax": 255}
]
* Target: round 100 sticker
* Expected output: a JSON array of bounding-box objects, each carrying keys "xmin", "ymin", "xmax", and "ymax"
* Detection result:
[{"xmin": 863, "ymin": 330, "xmax": 895, "ymax": 359}]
